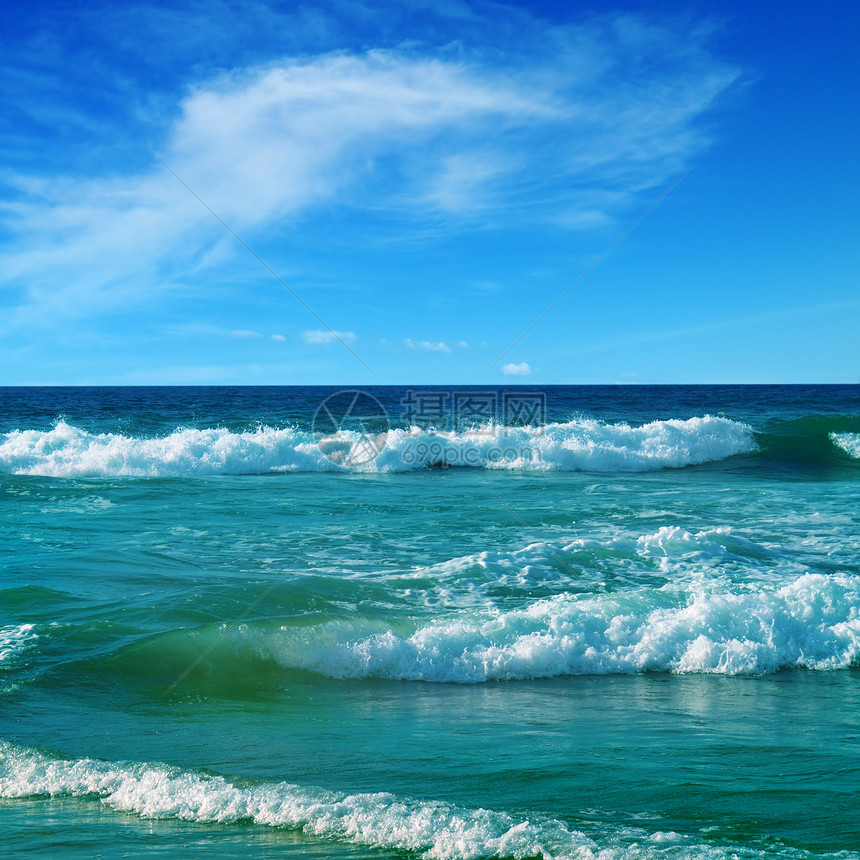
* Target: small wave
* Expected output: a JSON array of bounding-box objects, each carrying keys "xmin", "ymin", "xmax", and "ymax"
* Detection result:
[
  {"xmin": 0, "ymin": 741, "xmax": 830, "ymax": 859},
  {"xmin": 235, "ymin": 572, "xmax": 860, "ymax": 681},
  {"xmin": 0, "ymin": 416, "xmax": 755, "ymax": 477},
  {"xmin": 830, "ymin": 432, "xmax": 860, "ymax": 459}
]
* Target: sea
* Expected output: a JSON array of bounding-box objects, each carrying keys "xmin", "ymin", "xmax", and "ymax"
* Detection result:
[{"xmin": 1, "ymin": 384, "xmax": 859, "ymax": 859}]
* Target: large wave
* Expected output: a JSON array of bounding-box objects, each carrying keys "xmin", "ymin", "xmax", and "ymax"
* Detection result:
[
  {"xmin": 0, "ymin": 416, "xmax": 756, "ymax": 477},
  {"xmin": 96, "ymin": 569, "xmax": 860, "ymax": 685},
  {"xmin": 246, "ymin": 573, "xmax": 860, "ymax": 680}
]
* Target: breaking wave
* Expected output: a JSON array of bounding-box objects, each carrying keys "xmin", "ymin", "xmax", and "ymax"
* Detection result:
[
  {"xmin": 102, "ymin": 570, "xmax": 860, "ymax": 685},
  {"xmin": 0, "ymin": 741, "xmax": 834, "ymax": 859},
  {"xmin": 0, "ymin": 416, "xmax": 755, "ymax": 476},
  {"xmin": 244, "ymin": 573, "xmax": 860, "ymax": 680}
]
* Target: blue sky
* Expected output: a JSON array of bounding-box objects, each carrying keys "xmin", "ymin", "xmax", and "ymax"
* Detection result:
[{"xmin": 1, "ymin": 0, "xmax": 857, "ymax": 385}]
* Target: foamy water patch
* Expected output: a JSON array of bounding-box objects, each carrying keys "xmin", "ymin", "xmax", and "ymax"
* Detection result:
[
  {"xmin": 383, "ymin": 525, "xmax": 776, "ymax": 611},
  {"xmin": 0, "ymin": 624, "xmax": 37, "ymax": 666},
  {"xmin": 830, "ymin": 432, "xmax": 860, "ymax": 459},
  {"xmin": 243, "ymin": 572, "xmax": 860, "ymax": 681}
]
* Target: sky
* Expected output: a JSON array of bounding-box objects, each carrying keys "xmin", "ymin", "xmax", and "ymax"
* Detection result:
[{"xmin": 1, "ymin": 0, "xmax": 857, "ymax": 385}]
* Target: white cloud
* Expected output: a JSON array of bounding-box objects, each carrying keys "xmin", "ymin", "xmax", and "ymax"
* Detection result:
[
  {"xmin": 303, "ymin": 329, "xmax": 357, "ymax": 345},
  {"xmin": 231, "ymin": 329, "xmax": 263, "ymax": 338},
  {"xmin": 271, "ymin": 333, "xmax": 286, "ymax": 342},
  {"xmin": 502, "ymin": 361, "xmax": 531, "ymax": 376},
  {"xmin": 403, "ymin": 338, "xmax": 470, "ymax": 353},
  {"xmin": 0, "ymin": 22, "xmax": 739, "ymax": 327}
]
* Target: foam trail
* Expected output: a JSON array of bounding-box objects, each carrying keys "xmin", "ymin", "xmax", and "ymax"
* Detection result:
[
  {"xmin": 0, "ymin": 416, "xmax": 756, "ymax": 477},
  {"xmin": 242, "ymin": 572, "xmax": 860, "ymax": 681},
  {"xmin": 830, "ymin": 432, "xmax": 860, "ymax": 459}
]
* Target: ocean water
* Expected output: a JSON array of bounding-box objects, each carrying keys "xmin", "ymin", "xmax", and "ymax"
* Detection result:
[{"xmin": 1, "ymin": 384, "xmax": 859, "ymax": 859}]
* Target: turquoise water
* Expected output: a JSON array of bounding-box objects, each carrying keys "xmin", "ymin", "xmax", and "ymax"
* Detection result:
[{"xmin": 1, "ymin": 385, "xmax": 859, "ymax": 858}]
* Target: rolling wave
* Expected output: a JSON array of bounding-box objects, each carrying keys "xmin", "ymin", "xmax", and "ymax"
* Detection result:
[
  {"xmin": 92, "ymin": 571, "xmax": 860, "ymax": 685},
  {"xmin": 0, "ymin": 740, "xmax": 830, "ymax": 859},
  {"xmin": 245, "ymin": 573, "xmax": 860, "ymax": 680},
  {"xmin": 0, "ymin": 416, "xmax": 755, "ymax": 476}
]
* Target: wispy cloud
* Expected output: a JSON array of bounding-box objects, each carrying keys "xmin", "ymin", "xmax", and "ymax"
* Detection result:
[
  {"xmin": 0, "ymin": 11, "xmax": 739, "ymax": 329},
  {"xmin": 303, "ymin": 329, "xmax": 357, "ymax": 345}
]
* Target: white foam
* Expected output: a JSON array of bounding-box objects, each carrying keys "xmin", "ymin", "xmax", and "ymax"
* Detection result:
[
  {"xmin": 390, "ymin": 526, "xmax": 773, "ymax": 610},
  {"xmin": 830, "ymin": 432, "xmax": 860, "ymax": 459},
  {"xmin": 0, "ymin": 741, "xmax": 823, "ymax": 859},
  {"xmin": 374, "ymin": 416, "xmax": 755, "ymax": 472},
  {"xmin": 0, "ymin": 422, "xmax": 335, "ymax": 477},
  {"xmin": 0, "ymin": 416, "xmax": 756, "ymax": 477},
  {"xmin": 241, "ymin": 572, "xmax": 860, "ymax": 681},
  {"xmin": 0, "ymin": 740, "xmax": 598, "ymax": 859}
]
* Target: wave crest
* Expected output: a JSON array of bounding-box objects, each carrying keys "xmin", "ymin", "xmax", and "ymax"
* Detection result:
[
  {"xmin": 0, "ymin": 740, "xmax": 601, "ymax": 859},
  {"xmin": 0, "ymin": 416, "xmax": 755, "ymax": 477},
  {"xmin": 235, "ymin": 572, "xmax": 860, "ymax": 681},
  {"xmin": 830, "ymin": 432, "xmax": 860, "ymax": 459}
]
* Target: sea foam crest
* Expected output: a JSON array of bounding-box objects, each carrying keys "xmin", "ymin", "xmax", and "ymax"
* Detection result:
[
  {"xmin": 0, "ymin": 740, "xmax": 597, "ymax": 860},
  {"xmin": 373, "ymin": 415, "xmax": 755, "ymax": 471},
  {"xmin": 0, "ymin": 422, "xmax": 334, "ymax": 477},
  {"xmin": 830, "ymin": 432, "xmax": 860, "ymax": 459},
  {"xmin": 0, "ymin": 416, "xmax": 755, "ymax": 477},
  {"xmin": 0, "ymin": 741, "xmax": 822, "ymax": 859},
  {"xmin": 243, "ymin": 572, "xmax": 860, "ymax": 681}
]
